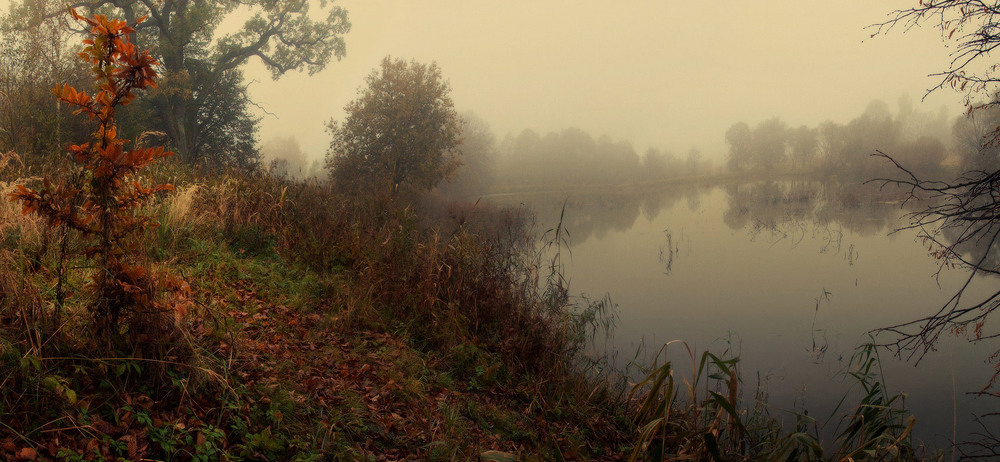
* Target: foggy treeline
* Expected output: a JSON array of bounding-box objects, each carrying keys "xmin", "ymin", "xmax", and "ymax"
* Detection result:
[
  {"xmin": 5, "ymin": 9, "xmax": 994, "ymax": 205},
  {"xmin": 432, "ymin": 120, "xmax": 714, "ymax": 201},
  {"xmin": 433, "ymin": 94, "xmax": 1000, "ymax": 200},
  {"xmin": 433, "ymin": 95, "xmax": 1000, "ymax": 199},
  {"xmin": 260, "ymin": 137, "xmax": 325, "ymax": 180},
  {"xmin": 492, "ymin": 128, "xmax": 710, "ymax": 190},
  {"xmin": 4, "ymin": 15, "xmax": 983, "ymax": 201},
  {"xmin": 725, "ymin": 96, "xmax": 957, "ymax": 177}
]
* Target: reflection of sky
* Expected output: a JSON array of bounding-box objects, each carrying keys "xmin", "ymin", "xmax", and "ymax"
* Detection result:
[{"xmin": 498, "ymin": 184, "xmax": 998, "ymax": 449}]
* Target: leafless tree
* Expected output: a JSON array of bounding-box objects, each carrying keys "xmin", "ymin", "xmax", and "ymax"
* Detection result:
[
  {"xmin": 870, "ymin": 2, "xmax": 1000, "ymax": 395},
  {"xmin": 873, "ymin": 152, "xmax": 1000, "ymax": 365},
  {"xmin": 874, "ymin": 1, "xmax": 1000, "ymax": 114}
]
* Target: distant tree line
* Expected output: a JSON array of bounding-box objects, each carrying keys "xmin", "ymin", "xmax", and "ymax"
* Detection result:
[
  {"xmin": 725, "ymin": 97, "xmax": 955, "ymax": 178},
  {"xmin": 484, "ymin": 128, "xmax": 710, "ymax": 191},
  {"xmin": 423, "ymin": 123, "xmax": 715, "ymax": 198},
  {"xmin": 261, "ymin": 137, "xmax": 326, "ymax": 181}
]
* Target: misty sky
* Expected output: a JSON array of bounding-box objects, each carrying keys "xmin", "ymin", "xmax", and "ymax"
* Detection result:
[
  {"xmin": 1, "ymin": 0, "xmax": 968, "ymax": 162},
  {"xmin": 245, "ymin": 1, "xmax": 966, "ymax": 163}
]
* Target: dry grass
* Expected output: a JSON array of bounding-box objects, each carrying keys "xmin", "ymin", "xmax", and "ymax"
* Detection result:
[
  {"xmin": 0, "ymin": 151, "xmax": 43, "ymax": 249},
  {"xmin": 165, "ymin": 183, "xmax": 205, "ymax": 230},
  {"xmin": 197, "ymin": 171, "xmax": 611, "ymax": 379},
  {"xmin": 2, "ymin": 163, "xmax": 632, "ymax": 458},
  {"xmin": 0, "ymin": 249, "xmax": 45, "ymax": 337}
]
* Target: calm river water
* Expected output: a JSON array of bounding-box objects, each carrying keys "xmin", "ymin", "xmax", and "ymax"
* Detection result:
[{"xmin": 488, "ymin": 180, "xmax": 998, "ymax": 450}]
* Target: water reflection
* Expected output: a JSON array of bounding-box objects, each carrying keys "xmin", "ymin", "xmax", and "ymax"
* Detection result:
[
  {"xmin": 722, "ymin": 180, "xmax": 925, "ymax": 238},
  {"xmin": 489, "ymin": 180, "xmax": 928, "ymax": 249},
  {"xmin": 490, "ymin": 184, "xmax": 710, "ymax": 245},
  {"xmin": 485, "ymin": 180, "xmax": 997, "ymax": 450},
  {"xmin": 809, "ymin": 288, "xmax": 833, "ymax": 363},
  {"xmin": 658, "ymin": 229, "xmax": 680, "ymax": 275}
]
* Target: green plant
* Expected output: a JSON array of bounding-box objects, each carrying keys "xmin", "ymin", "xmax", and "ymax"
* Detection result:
[
  {"xmin": 627, "ymin": 340, "xmax": 917, "ymax": 461},
  {"xmin": 227, "ymin": 223, "xmax": 276, "ymax": 257},
  {"xmin": 627, "ymin": 341, "xmax": 747, "ymax": 461},
  {"xmin": 829, "ymin": 343, "xmax": 915, "ymax": 460}
]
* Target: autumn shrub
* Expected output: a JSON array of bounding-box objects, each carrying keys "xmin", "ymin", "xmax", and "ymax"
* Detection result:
[{"xmin": 8, "ymin": 10, "xmax": 178, "ymax": 349}]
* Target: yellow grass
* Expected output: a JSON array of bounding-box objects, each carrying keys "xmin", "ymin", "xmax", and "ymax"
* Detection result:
[
  {"xmin": 165, "ymin": 183, "xmax": 205, "ymax": 229},
  {"xmin": 0, "ymin": 151, "xmax": 43, "ymax": 248}
]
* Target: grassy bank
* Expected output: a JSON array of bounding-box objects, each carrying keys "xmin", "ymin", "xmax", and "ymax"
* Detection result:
[
  {"xmin": 0, "ymin": 154, "xmax": 633, "ymax": 460},
  {"xmin": 0, "ymin": 154, "xmax": 936, "ymax": 460}
]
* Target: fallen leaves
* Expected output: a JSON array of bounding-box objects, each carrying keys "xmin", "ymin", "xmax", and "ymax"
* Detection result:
[
  {"xmin": 14, "ymin": 447, "xmax": 36, "ymax": 461},
  {"xmin": 1, "ymin": 261, "xmax": 627, "ymax": 460}
]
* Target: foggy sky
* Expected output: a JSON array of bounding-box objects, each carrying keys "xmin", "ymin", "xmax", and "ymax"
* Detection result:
[
  {"xmin": 245, "ymin": 1, "xmax": 964, "ymax": 163},
  {"xmin": 1, "ymin": 0, "xmax": 967, "ymax": 163}
]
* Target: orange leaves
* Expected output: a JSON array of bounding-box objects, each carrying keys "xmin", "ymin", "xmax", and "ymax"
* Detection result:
[
  {"xmin": 105, "ymin": 125, "xmax": 118, "ymax": 143},
  {"xmin": 112, "ymin": 181, "xmax": 174, "ymax": 211},
  {"xmin": 67, "ymin": 5, "xmax": 84, "ymax": 21},
  {"xmin": 68, "ymin": 7, "xmax": 133, "ymax": 41},
  {"xmin": 11, "ymin": 8, "xmax": 178, "ymax": 331},
  {"xmin": 126, "ymin": 146, "xmax": 172, "ymax": 168},
  {"xmin": 45, "ymin": 9, "xmax": 175, "ymax": 186},
  {"xmin": 8, "ymin": 184, "xmax": 41, "ymax": 215},
  {"xmin": 9, "ymin": 183, "xmax": 33, "ymax": 201},
  {"xmin": 61, "ymin": 7, "xmax": 158, "ymax": 119},
  {"xmin": 118, "ymin": 262, "xmax": 149, "ymax": 284},
  {"xmin": 129, "ymin": 180, "xmax": 174, "ymax": 197},
  {"xmin": 68, "ymin": 143, "xmax": 92, "ymax": 162},
  {"xmin": 54, "ymin": 83, "xmax": 92, "ymax": 108}
]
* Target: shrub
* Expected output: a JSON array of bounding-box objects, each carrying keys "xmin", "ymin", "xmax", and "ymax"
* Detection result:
[{"xmin": 8, "ymin": 9, "xmax": 175, "ymax": 346}]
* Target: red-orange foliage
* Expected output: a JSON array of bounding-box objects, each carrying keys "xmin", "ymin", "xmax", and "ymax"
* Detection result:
[{"xmin": 8, "ymin": 8, "xmax": 174, "ymax": 341}]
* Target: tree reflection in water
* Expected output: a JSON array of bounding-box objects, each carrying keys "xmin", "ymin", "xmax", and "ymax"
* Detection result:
[{"xmin": 483, "ymin": 180, "xmax": 993, "ymax": 449}]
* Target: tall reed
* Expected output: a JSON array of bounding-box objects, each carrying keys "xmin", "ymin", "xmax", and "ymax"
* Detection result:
[{"xmin": 627, "ymin": 341, "xmax": 916, "ymax": 461}]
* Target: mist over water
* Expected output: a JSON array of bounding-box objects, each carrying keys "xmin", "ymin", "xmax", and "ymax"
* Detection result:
[{"xmin": 487, "ymin": 180, "xmax": 997, "ymax": 448}]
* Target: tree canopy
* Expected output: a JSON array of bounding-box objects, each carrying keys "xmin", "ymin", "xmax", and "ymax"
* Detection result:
[
  {"xmin": 722, "ymin": 100, "xmax": 948, "ymax": 177},
  {"xmin": 494, "ymin": 128, "xmax": 644, "ymax": 187},
  {"xmin": 326, "ymin": 56, "xmax": 462, "ymax": 196},
  {"xmin": 2, "ymin": 0, "xmax": 350, "ymax": 169},
  {"xmin": 750, "ymin": 118, "xmax": 787, "ymax": 171}
]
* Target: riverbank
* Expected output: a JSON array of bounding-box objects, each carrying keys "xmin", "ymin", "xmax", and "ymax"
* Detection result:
[
  {"xmin": 0, "ymin": 159, "xmax": 940, "ymax": 460},
  {"xmin": 0, "ymin": 159, "xmax": 635, "ymax": 460}
]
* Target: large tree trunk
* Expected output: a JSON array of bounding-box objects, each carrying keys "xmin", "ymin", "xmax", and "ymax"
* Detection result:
[{"xmin": 154, "ymin": 0, "xmax": 195, "ymax": 162}]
